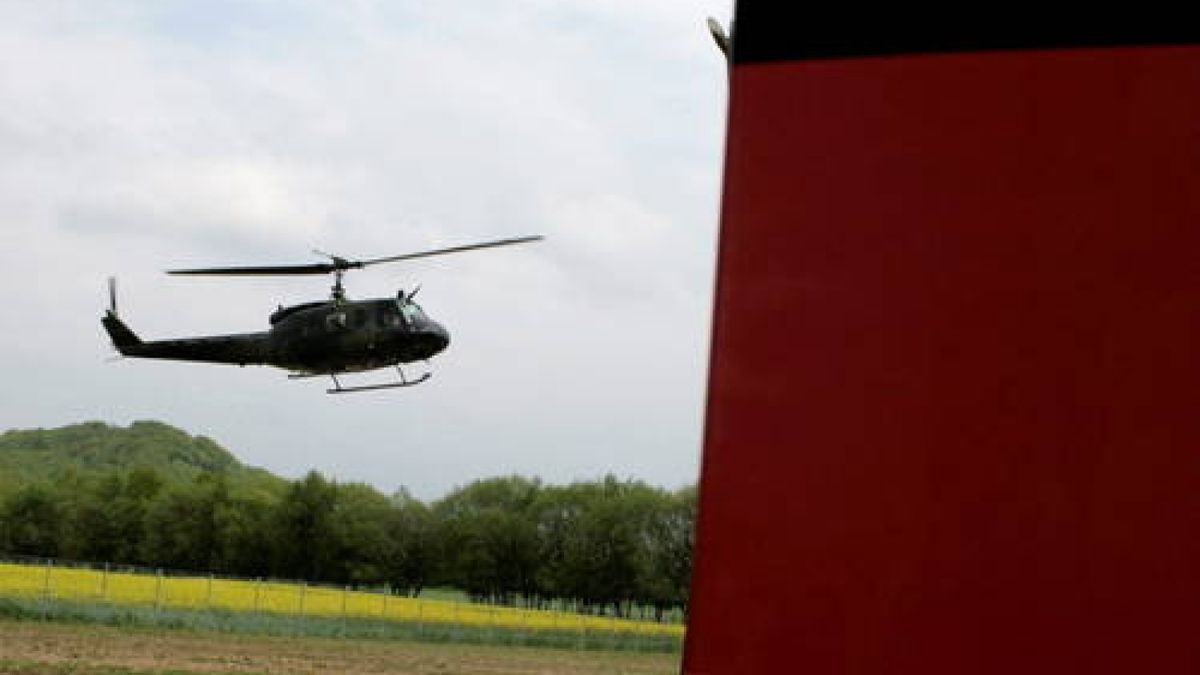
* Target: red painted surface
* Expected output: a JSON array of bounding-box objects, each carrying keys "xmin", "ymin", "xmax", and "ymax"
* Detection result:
[{"xmin": 684, "ymin": 47, "xmax": 1200, "ymax": 673}]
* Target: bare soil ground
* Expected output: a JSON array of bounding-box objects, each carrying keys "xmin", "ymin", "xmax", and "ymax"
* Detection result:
[{"xmin": 0, "ymin": 620, "xmax": 680, "ymax": 675}]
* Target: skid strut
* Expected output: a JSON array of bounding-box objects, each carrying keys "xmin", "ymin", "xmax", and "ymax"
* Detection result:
[{"xmin": 325, "ymin": 366, "xmax": 431, "ymax": 394}]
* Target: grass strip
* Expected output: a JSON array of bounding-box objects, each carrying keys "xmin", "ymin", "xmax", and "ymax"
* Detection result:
[
  {"xmin": 0, "ymin": 596, "xmax": 681, "ymax": 654},
  {"xmin": 0, "ymin": 660, "xmax": 209, "ymax": 675}
]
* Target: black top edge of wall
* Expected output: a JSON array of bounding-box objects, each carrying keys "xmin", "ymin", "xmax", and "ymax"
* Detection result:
[{"xmin": 729, "ymin": 8, "xmax": 1200, "ymax": 64}]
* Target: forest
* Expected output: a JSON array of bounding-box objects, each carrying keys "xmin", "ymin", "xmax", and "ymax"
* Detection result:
[{"xmin": 0, "ymin": 421, "xmax": 694, "ymax": 620}]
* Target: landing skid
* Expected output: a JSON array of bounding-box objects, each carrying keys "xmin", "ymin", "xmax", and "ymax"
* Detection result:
[{"xmin": 326, "ymin": 366, "xmax": 431, "ymax": 394}]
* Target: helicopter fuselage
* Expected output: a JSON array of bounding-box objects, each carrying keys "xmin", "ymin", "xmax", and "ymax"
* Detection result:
[
  {"xmin": 268, "ymin": 297, "xmax": 449, "ymax": 373},
  {"xmin": 102, "ymin": 295, "xmax": 450, "ymax": 376}
]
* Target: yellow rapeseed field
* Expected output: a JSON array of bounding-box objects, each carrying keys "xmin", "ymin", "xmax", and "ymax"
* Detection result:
[{"xmin": 0, "ymin": 561, "xmax": 684, "ymax": 637}]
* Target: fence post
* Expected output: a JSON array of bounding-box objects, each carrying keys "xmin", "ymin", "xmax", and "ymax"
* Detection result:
[
  {"xmin": 489, "ymin": 604, "xmax": 496, "ymax": 643},
  {"xmin": 154, "ymin": 568, "xmax": 163, "ymax": 622},
  {"xmin": 40, "ymin": 558, "xmax": 52, "ymax": 620},
  {"xmin": 611, "ymin": 606, "xmax": 618, "ymax": 648},
  {"xmin": 206, "ymin": 573, "xmax": 213, "ymax": 609},
  {"xmin": 521, "ymin": 606, "xmax": 529, "ymax": 647},
  {"xmin": 341, "ymin": 585, "xmax": 349, "ymax": 635},
  {"xmin": 253, "ymin": 577, "xmax": 261, "ymax": 615}
]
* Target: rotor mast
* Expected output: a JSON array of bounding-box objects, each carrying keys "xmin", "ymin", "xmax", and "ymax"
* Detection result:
[
  {"xmin": 332, "ymin": 268, "xmax": 346, "ymax": 302},
  {"xmin": 311, "ymin": 250, "xmax": 357, "ymax": 303}
]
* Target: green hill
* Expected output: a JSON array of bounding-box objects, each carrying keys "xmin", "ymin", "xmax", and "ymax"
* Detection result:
[{"xmin": 0, "ymin": 420, "xmax": 284, "ymax": 492}]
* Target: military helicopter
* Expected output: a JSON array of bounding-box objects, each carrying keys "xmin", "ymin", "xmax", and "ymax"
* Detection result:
[{"xmin": 102, "ymin": 235, "xmax": 542, "ymax": 393}]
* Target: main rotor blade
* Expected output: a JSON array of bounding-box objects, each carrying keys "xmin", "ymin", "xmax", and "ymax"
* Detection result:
[
  {"xmin": 359, "ymin": 235, "xmax": 544, "ymax": 267},
  {"xmin": 166, "ymin": 235, "xmax": 542, "ymax": 278},
  {"xmin": 167, "ymin": 262, "xmax": 355, "ymax": 276}
]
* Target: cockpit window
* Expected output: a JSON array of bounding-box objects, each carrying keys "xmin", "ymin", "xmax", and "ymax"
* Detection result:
[{"xmin": 397, "ymin": 298, "xmax": 424, "ymax": 325}]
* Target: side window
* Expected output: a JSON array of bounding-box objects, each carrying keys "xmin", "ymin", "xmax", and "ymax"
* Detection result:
[
  {"xmin": 376, "ymin": 305, "xmax": 402, "ymax": 328},
  {"xmin": 325, "ymin": 312, "xmax": 347, "ymax": 332}
]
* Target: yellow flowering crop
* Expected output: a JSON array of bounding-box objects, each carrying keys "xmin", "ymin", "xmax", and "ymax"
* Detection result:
[{"xmin": 0, "ymin": 561, "xmax": 683, "ymax": 638}]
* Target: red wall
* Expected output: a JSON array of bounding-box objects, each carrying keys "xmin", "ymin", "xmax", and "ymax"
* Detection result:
[{"xmin": 684, "ymin": 46, "xmax": 1200, "ymax": 673}]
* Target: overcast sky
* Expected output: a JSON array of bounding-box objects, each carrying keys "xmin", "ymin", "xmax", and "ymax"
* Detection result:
[{"xmin": 0, "ymin": 1, "xmax": 732, "ymax": 501}]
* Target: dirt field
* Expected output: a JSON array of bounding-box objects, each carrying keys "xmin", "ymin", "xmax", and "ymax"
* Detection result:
[{"xmin": 0, "ymin": 620, "xmax": 681, "ymax": 674}]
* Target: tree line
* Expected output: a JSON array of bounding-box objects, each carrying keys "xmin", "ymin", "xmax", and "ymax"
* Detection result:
[{"xmin": 0, "ymin": 469, "xmax": 694, "ymax": 620}]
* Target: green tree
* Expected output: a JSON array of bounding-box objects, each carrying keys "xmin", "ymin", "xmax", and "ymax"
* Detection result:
[
  {"xmin": 111, "ymin": 467, "xmax": 165, "ymax": 565},
  {"xmin": 637, "ymin": 486, "xmax": 696, "ymax": 619},
  {"xmin": 69, "ymin": 473, "xmax": 126, "ymax": 562},
  {"xmin": 329, "ymin": 482, "xmax": 397, "ymax": 585},
  {"xmin": 0, "ymin": 483, "xmax": 63, "ymax": 556},
  {"xmin": 142, "ymin": 473, "xmax": 232, "ymax": 572},
  {"xmin": 0, "ymin": 417, "xmax": 701, "ymax": 614},
  {"xmin": 530, "ymin": 483, "xmax": 590, "ymax": 607},
  {"xmin": 434, "ymin": 476, "xmax": 541, "ymax": 604},
  {"xmin": 272, "ymin": 471, "xmax": 339, "ymax": 581},
  {"xmin": 220, "ymin": 490, "xmax": 275, "ymax": 578},
  {"xmin": 385, "ymin": 488, "xmax": 437, "ymax": 597},
  {"xmin": 543, "ymin": 476, "xmax": 670, "ymax": 616}
]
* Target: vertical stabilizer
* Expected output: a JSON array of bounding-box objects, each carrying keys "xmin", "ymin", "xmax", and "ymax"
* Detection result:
[{"xmin": 102, "ymin": 278, "xmax": 141, "ymax": 351}]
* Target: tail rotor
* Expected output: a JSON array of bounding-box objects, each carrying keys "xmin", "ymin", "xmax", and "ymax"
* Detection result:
[{"xmin": 108, "ymin": 276, "xmax": 118, "ymax": 316}]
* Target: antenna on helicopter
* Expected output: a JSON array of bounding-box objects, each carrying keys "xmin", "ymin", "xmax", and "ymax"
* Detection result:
[{"xmin": 707, "ymin": 17, "xmax": 731, "ymax": 60}]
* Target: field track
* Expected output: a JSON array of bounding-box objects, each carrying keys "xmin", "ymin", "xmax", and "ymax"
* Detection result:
[{"xmin": 0, "ymin": 619, "xmax": 680, "ymax": 674}]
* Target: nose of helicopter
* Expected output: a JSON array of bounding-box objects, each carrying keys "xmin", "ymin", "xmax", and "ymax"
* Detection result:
[
  {"xmin": 426, "ymin": 321, "xmax": 450, "ymax": 355},
  {"xmin": 433, "ymin": 322, "xmax": 450, "ymax": 352}
]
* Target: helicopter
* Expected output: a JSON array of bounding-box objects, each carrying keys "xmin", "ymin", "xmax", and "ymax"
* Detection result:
[{"xmin": 101, "ymin": 235, "xmax": 542, "ymax": 394}]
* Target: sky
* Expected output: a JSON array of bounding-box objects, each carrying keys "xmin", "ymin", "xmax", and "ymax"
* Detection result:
[{"xmin": 0, "ymin": 1, "xmax": 732, "ymax": 501}]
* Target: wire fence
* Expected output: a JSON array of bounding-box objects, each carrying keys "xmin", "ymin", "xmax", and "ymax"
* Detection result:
[{"xmin": 0, "ymin": 555, "xmax": 683, "ymax": 652}]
